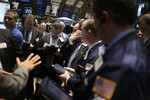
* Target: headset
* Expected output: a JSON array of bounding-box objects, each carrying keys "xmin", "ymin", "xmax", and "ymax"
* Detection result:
[
  {"xmin": 94, "ymin": 14, "xmax": 106, "ymax": 34},
  {"xmin": 99, "ymin": 15, "xmax": 106, "ymax": 24}
]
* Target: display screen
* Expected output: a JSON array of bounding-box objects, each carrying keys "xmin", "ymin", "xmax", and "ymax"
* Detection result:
[
  {"xmin": 36, "ymin": 7, "xmax": 45, "ymax": 16},
  {"xmin": 24, "ymin": 7, "xmax": 32, "ymax": 14},
  {"xmin": 62, "ymin": 11, "xmax": 70, "ymax": 17},
  {"xmin": 73, "ymin": 7, "xmax": 79, "ymax": 13},
  {"xmin": 0, "ymin": 2, "xmax": 10, "ymax": 23},
  {"xmin": 37, "ymin": 0, "xmax": 46, "ymax": 6},
  {"xmin": 63, "ymin": 4, "xmax": 72, "ymax": 12},
  {"xmin": 52, "ymin": 2, "xmax": 60, "ymax": 9},
  {"xmin": 71, "ymin": 14, "xmax": 77, "ymax": 20}
]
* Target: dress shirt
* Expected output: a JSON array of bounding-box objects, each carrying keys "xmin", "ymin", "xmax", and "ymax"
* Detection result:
[
  {"xmin": 67, "ymin": 43, "xmax": 87, "ymax": 67},
  {"xmin": 24, "ymin": 30, "xmax": 32, "ymax": 43},
  {"xmin": 11, "ymin": 26, "xmax": 23, "ymax": 46}
]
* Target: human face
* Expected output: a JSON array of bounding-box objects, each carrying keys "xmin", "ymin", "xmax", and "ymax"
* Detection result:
[
  {"xmin": 51, "ymin": 28, "xmax": 61, "ymax": 39},
  {"xmin": 4, "ymin": 12, "xmax": 16, "ymax": 29},
  {"xmin": 91, "ymin": 3, "xmax": 108, "ymax": 44},
  {"xmin": 139, "ymin": 21, "xmax": 150, "ymax": 37},
  {"xmin": 40, "ymin": 23, "xmax": 46, "ymax": 32},
  {"xmin": 81, "ymin": 21, "xmax": 89, "ymax": 44},
  {"xmin": 25, "ymin": 18, "xmax": 34, "ymax": 31}
]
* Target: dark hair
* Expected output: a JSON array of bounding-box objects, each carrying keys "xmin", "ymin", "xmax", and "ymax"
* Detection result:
[
  {"xmin": 82, "ymin": 18, "xmax": 96, "ymax": 36},
  {"xmin": 138, "ymin": 13, "xmax": 150, "ymax": 26},
  {"xmin": 52, "ymin": 22, "xmax": 62, "ymax": 31},
  {"xmin": 91, "ymin": 0, "xmax": 136, "ymax": 26}
]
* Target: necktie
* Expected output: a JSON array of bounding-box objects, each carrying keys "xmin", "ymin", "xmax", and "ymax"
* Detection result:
[
  {"xmin": 67, "ymin": 44, "xmax": 85, "ymax": 67},
  {"xmin": 76, "ymin": 45, "xmax": 86, "ymax": 57},
  {"xmin": 25, "ymin": 31, "xmax": 29, "ymax": 42}
]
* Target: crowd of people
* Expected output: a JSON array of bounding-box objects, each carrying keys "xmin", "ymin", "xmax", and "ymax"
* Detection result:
[{"xmin": 0, "ymin": 0, "xmax": 150, "ymax": 100}]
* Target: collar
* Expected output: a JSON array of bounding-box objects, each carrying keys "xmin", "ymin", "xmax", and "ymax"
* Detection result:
[
  {"xmin": 108, "ymin": 28, "xmax": 135, "ymax": 49},
  {"xmin": 84, "ymin": 40, "xmax": 102, "ymax": 60}
]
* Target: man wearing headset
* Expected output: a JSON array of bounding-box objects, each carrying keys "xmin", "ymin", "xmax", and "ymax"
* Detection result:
[{"xmin": 74, "ymin": 0, "xmax": 150, "ymax": 100}]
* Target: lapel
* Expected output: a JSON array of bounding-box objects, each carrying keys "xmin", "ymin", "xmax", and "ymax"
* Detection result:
[
  {"xmin": 46, "ymin": 33, "xmax": 51, "ymax": 44},
  {"xmin": 31, "ymin": 28, "xmax": 35, "ymax": 43}
]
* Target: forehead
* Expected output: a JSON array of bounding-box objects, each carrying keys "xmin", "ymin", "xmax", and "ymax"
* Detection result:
[
  {"xmin": 25, "ymin": 18, "xmax": 34, "ymax": 23},
  {"xmin": 81, "ymin": 22, "xmax": 86, "ymax": 29},
  {"xmin": 41, "ymin": 23, "xmax": 46, "ymax": 26},
  {"xmin": 5, "ymin": 11, "xmax": 15, "ymax": 16}
]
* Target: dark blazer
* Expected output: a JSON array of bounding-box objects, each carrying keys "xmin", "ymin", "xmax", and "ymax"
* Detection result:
[
  {"xmin": 60, "ymin": 40, "xmax": 83, "ymax": 68},
  {"xmin": 67, "ymin": 42, "xmax": 104, "ymax": 93},
  {"xmin": 144, "ymin": 39, "xmax": 150, "ymax": 55},
  {"xmin": 18, "ymin": 27, "xmax": 43, "ymax": 45},
  {"xmin": 0, "ymin": 29, "xmax": 24, "ymax": 72},
  {"xmin": 76, "ymin": 29, "xmax": 150, "ymax": 100}
]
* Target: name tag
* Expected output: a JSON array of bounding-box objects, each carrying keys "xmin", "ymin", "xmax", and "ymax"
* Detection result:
[
  {"xmin": 35, "ymin": 38, "xmax": 39, "ymax": 42},
  {"xmin": 59, "ymin": 37, "xmax": 64, "ymax": 42},
  {"xmin": 85, "ymin": 63, "xmax": 93, "ymax": 71},
  {"xmin": 0, "ymin": 43, "xmax": 7, "ymax": 49}
]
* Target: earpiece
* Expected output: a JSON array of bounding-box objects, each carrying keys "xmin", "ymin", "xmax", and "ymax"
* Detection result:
[{"xmin": 99, "ymin": 15, "xmax": 106, "ymax": 23}]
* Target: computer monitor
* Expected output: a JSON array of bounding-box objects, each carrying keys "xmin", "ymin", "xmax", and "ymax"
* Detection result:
[
  {"xmin": 24, "ymin": 6, "xmax": 32, "ymax": 14},
  {"xmin": 36, "ymin": 7, "xmax": 45, "ymax": 16},
  {"xmin": 0, "ymin": 2, "xmax": 10, "ymax": 29}
]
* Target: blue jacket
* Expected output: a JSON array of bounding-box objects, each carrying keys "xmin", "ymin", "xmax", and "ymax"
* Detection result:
[{"xmin": 75, "ymin": 28, "xmax": 150, "ymax": 100}]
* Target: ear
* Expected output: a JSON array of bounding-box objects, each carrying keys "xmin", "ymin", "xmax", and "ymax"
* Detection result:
[
  {"xmin": 99, "ymin": 11, "xmax": 109, "ymax": 24},
  {"xmin": 87, "ymin": 30, "xmax": 92, "ymax": 38}
]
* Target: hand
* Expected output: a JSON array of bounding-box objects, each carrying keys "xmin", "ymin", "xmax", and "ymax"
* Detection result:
[
  {"xmin": 64, "ymin": 67, "xmax": 75, "ymax": 73},
  {"xmin": 59, "ymin": 71, "xmax": 70, "ymax": 82},
  {"xmin": 0, "ymin": 69, "xmax": 12, "ymax": 75},
  {"xmin": 69, "ymin": 30, "xmax": 82, "ymax": 42},
  {"xmin": 16, "ymin": 53, "xmax": 41, "ymax": 71}
]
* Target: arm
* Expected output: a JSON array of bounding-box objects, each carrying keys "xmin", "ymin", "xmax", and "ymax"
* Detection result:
[{"xmin": 0, "ymin": 53, "xmax": 41, "ymax": 100}]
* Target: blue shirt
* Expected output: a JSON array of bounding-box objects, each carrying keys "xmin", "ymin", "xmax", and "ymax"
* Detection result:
[{"xmin": 11, "ymin": 26, "xmax": 23, "ymax": 46}]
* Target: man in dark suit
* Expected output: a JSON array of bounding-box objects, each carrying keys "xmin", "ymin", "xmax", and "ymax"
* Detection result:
[
  {"xmin": 18, "ymin": 14, "xmax": 43, "ymax": 46},
  {"xmin": 58, "ymin": 18, "xmax": 105, "ymax": 96},
  {"xmin": 17, "ymin": 14, "xmax": 43, "ymax": 100},
  {"xmin": 0, "ymin": 28, "xmax": 24, "ymax": 72},
  {"xmin": 35, "ymin": 22, "xmax": 66, "ymax": 85},
  {"xmin": 0, "ymin": 53, "xmax": 41, "ymax": 100},
  {"xmin": 74, "ymin": 0, "xmax": 150, "ymax": 100}
]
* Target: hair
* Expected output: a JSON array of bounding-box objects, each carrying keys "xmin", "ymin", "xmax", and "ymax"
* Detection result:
[
  {"xmin": 138, "ymin": 13, "xmax": 150, "ymax": 26},
  {"xmin": 91, "ymin": 0, "xmax": 136, "ymax": 26},
  {"xmin": 79, "ymin": 19, "xmax": 85, "ymax": 30},
  {"xmin": 52, "ymin": 22, "xmax": 62, "ymax": 31},
  {"xmin": 6, "ymin": 10, "xmax": 18, "ymax": 20},
  {"xmin": 25, "ymin": 14, "xmax": 35, "ymax": 23},
  {"xmin": 82, "ymin": 18, "xmax": 96, "ymax": 36},
  {"xmin": 59, "ymin": 21, "xmax": 66, "ymax": 29}
]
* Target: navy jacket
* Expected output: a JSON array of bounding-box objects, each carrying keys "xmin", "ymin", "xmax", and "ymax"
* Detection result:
[
  {"xmin": 67, "ymin": 41, "xmax": 104, "ymax": 94},
  {"xmin": 75, "ymin": 28, "xmax": 150, "ymax": 100}
]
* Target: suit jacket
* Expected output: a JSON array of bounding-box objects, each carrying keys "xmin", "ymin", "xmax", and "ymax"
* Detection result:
[
  {"xmin": 0, "ymin": 29, "xmax": 24, "ymax": 72},
  {"xmin": 144, "ymin": 39, "xmax": 150, "ymax": 55},
  {"xmin": 67, "ymin": 41, "xmax": 104, "ymax": 93},
  {"xmin": 76, "ymin": 28, "xmax": 150, "ymax": 100},
  {"xmin": 18, "ymin": 27, "xmax": 43, "ymax": 45},
  {"xmin": 0, "ymin": 67, "xmax": 29, "ymax": 100},
  {"xmin": 60, "ymin": 40, "xmax": 83, "ymax": 67},
  {"xmin": 36, "ymin": 32, "xmax": 67, "ymax": 67}
]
